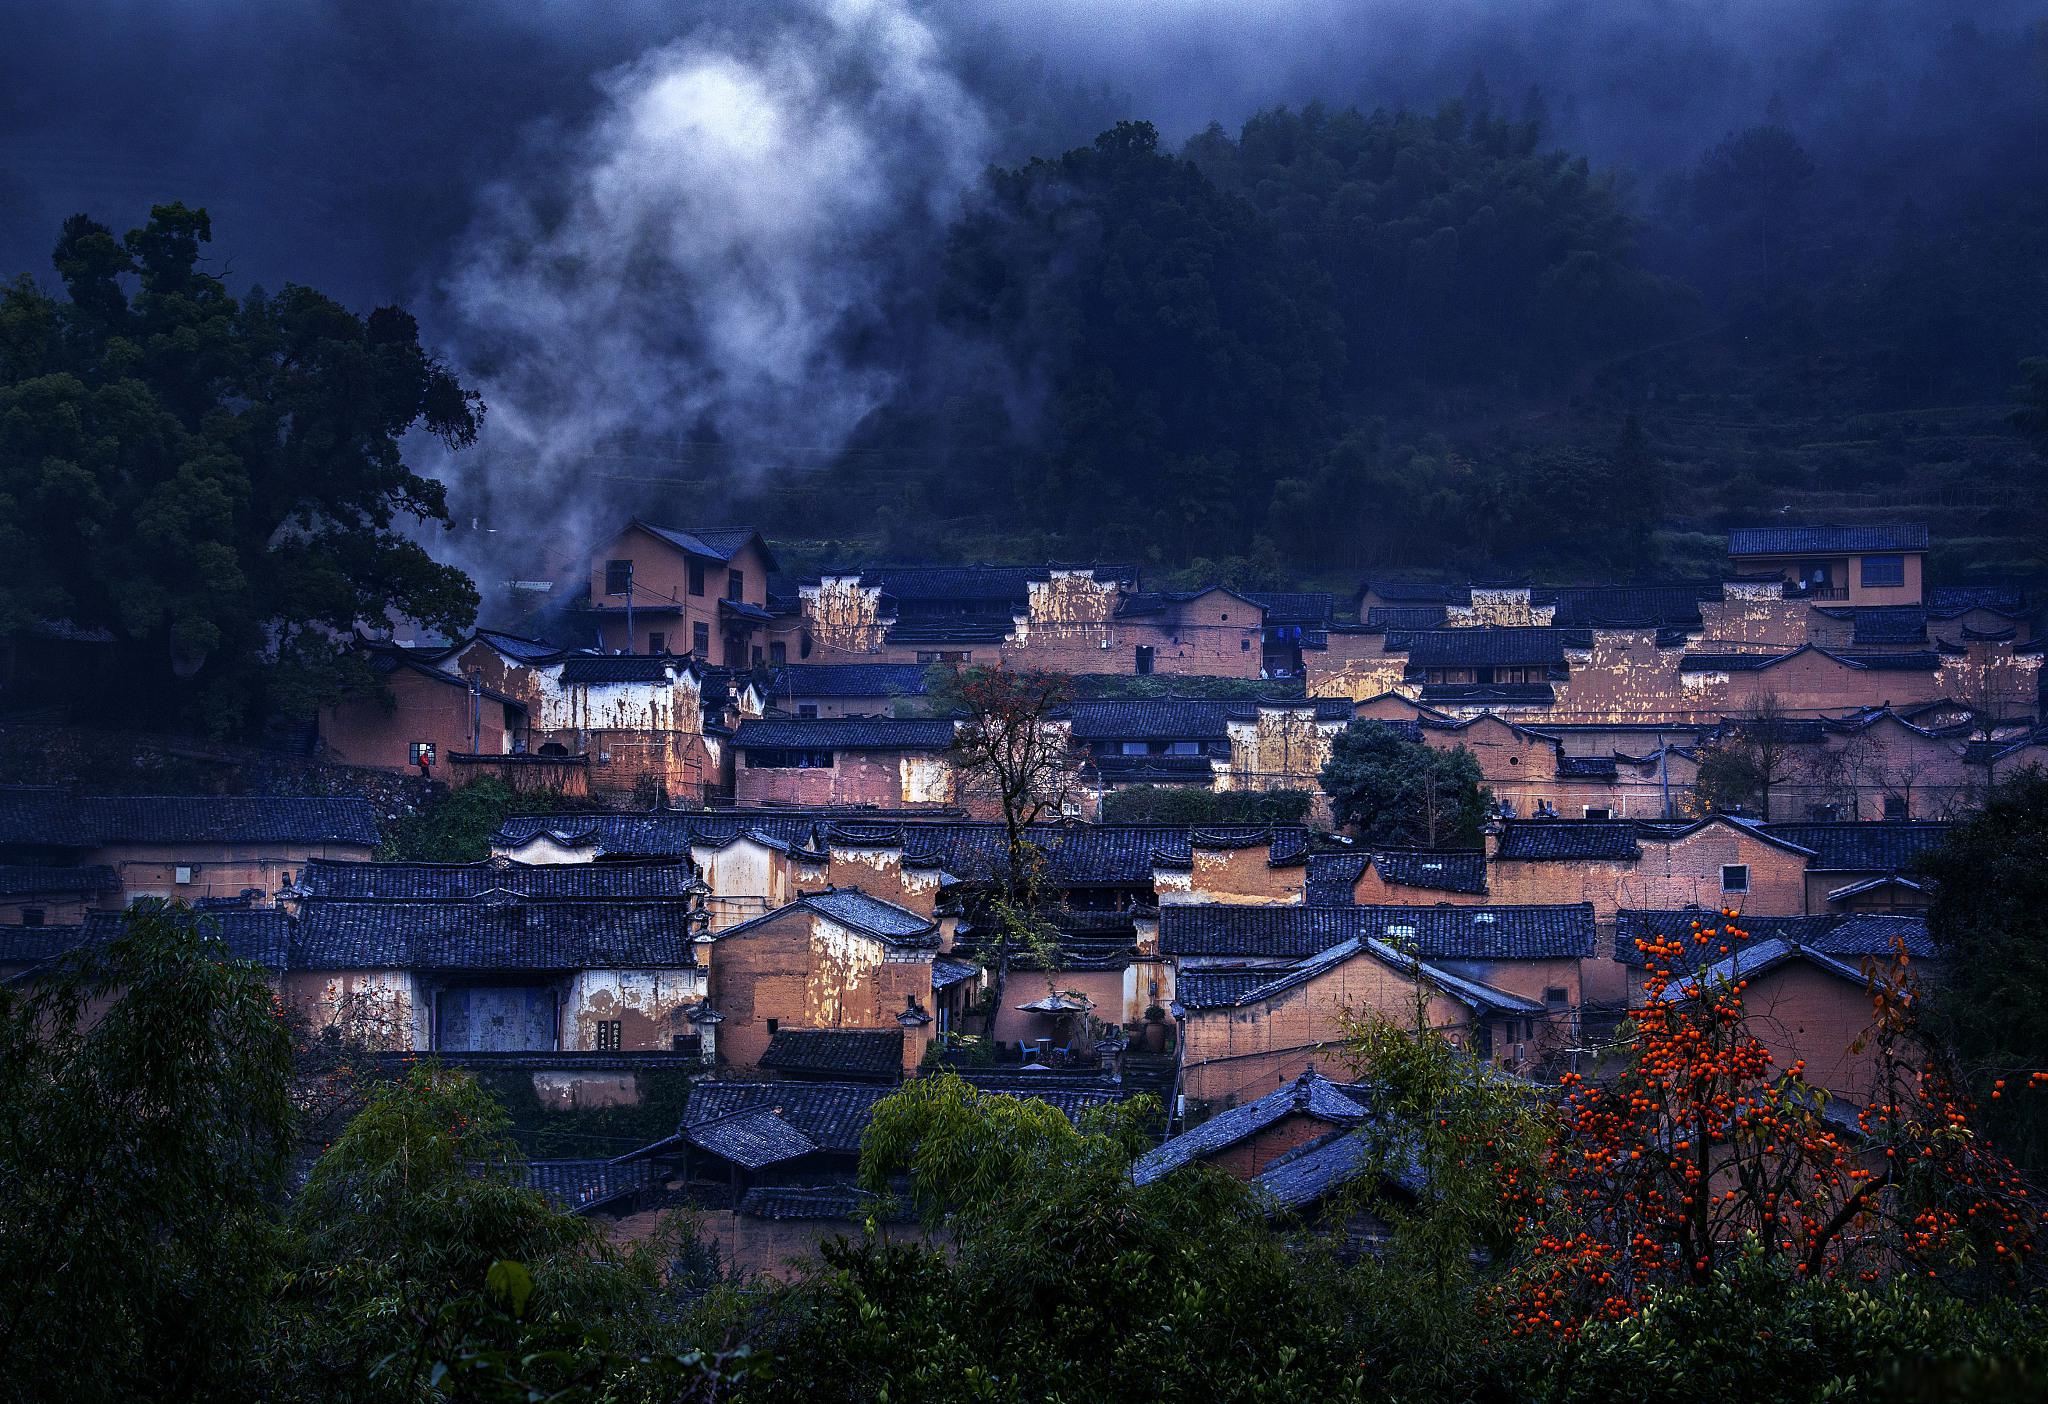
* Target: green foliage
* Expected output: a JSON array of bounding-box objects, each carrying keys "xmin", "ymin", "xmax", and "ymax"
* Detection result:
[
  {"xmin": 378, "ymin": 779, "xmax": 570, "ymax": 863},
  {"xmin": 0, "ymin": 902, "xmax": 296, "ymax": 1400},
  {"xmin": 1920, "ymin": 767, "xmax": 2048, "ymax": 1176},
  {"xmin": 1540, "ymin": 1247, "xmax": 2048, "ymax": 1404},
  {"xmin": 0, "ymin": 205, "xmax": 482, "ymax": 733},
  {"xmin": 1102, "ymin": 784, "xmax": 1315, "ymax": 825},
  {"xmin": 276, "ymin": 1065, "xmax": 666, "ymax": 1401},
  {"xmin": 1320, "ymin": 720, "xmax": 1491, "ymax": 846}
]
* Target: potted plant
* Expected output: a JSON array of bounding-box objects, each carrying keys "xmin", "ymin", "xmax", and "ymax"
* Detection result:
[{"xmin": 1142, "ymin": 1003, "xmax": 1169, "ymax": 1054}]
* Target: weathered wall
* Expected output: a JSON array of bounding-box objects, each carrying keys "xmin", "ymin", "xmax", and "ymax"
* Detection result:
[
  {"xmin": 284, "ymin": 969, "xmax": 431, "ymax": 1049},
  {"xmin": 1178, "ymin": 953, "xmax": 1471, "ymax": 1110},
  {"xmin": 1221, "ymin": 709, "xmax": 1343, "ymax": 798},
  {"xmin": 562, "ymin": 969, "xmax": 707, "ymax": 1051},
  {"xmin": 1488, "ymin": 825, "xmax": 1809, "ymax": 920},
  {"xmin": 734, "ymin": 750, "xmax": 956, "ymax": 810},
  {"xmin": 318, "ymin": 665, "xmax": 517, "ymax": 773},
  {"xmin": 1163, "ymin": 844, "xmax": 1304, "ymax": 906},
  {"xmin": 98, "ymin": 839, "xmax": 375, "ymax": 906},
  {"xmin": 800, "ymin": 576, "xmax": 889, "ymax": 654},
  {"xmin": 1446, "ymin": 588, "xmax": 1555, "ymax": 628},
  {"xmin": 710, "ymin": 911, "xmax": 932, "ymax": 1069},
  {"xmin": 1305, "ymin": 634, "xmax": 1412, "ymax": 702}
]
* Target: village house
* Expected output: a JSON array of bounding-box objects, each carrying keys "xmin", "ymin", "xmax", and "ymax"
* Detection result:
[
  {"xmin": 728, "ymin": 717, "xmax": 964, "ymax": 810},
  {"xmin": 1067, "ymin": 696, "xmax": 1356, "ymax": 802},
  {"xmin": 1635, "ymin": 912, "xmax": 1939, "ymax": 1107},
  {"xmin": 568, "ymin": 521, "xmax": 779, "ymax": 664},
  {"xmin": 315, "ymin": 646, "xmax": 531, "ymax": 776},
  {"xmin": 1757, "ymin": 821, "xmax": 1951, "ymax": 914},
  {"xmin": 1134, "ymin": 1066, "xmax": 1370, "ymax": 1182},
  {"xmin": 1611, "ymin": 908, "xmax": 1934, "ymax": 1006},
  {"xmin": 746, "ymin": 662, "xmax": 933, "ymax": 719},
  {"xmin": 702, "ymin": 887, "xmax": 944, "ymax": 1075},
  {"xmin": 1726, "ymin": 523, "xmax": 1929, "ymax": 606},
  {"xmin": 1161, "ymin": 902, "xmax": 1593, "ymax": 1108},
  {"xmin": 0, "ymin": 863, "xmax": 117, "ymax": 926},
  {"xmin": 0, "ymin": 788, "xmax": 380, "ymax": 908}
]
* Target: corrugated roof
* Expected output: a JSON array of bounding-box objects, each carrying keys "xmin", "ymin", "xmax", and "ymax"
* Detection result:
[{"xmin": 1729, "ymin": 524, "xmax": 1928, "ymax": 556}]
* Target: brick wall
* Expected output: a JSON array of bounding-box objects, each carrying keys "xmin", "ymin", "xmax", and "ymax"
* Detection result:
[{"xmin": 1487, "ymin": 823, "xmax": 1809, "ymax": 920}]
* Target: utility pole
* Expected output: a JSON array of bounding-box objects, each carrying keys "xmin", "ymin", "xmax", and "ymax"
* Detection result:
[{"xmin": 624, "ymin": 559, "xmax": 635, "ymax": 654}]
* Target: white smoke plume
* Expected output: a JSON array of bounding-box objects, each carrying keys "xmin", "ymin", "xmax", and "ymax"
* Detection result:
[{"xmin": 439, "ymin": 0, "xmax": 990, "ymax": 560}]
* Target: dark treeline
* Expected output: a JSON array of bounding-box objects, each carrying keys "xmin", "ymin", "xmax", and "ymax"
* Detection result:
[{"xmin": 742, "ymin": 96, "xmax": 2048, "ymax": 583}]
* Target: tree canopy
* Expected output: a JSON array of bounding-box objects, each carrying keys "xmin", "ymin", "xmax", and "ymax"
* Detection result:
[
  {"xmin": 0, "ymin": 204, "xmax": 481, "ymax": 732},
  {"xmin": 1320, "ymin": 719, "xmax": 1490, "ymax": 847}
]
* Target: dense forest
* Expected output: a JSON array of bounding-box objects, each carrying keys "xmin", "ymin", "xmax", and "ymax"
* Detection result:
[{"xmin": 728, "ymin": 99, "xmax": 2048, "ymax": 587}]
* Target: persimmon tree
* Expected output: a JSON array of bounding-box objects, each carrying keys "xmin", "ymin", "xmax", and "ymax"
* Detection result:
[{"xmin": 1502, "ymin": 914, "xmax": 2037, "ymax": 1338}]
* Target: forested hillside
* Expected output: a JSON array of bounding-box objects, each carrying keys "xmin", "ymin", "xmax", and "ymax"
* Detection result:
[{"xmin": 730, "ymin": 100, "xmax": 2048, "ymax": 586}]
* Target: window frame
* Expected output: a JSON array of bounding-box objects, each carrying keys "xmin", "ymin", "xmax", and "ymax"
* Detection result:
[
  {"xmin": 688, "ymin": 560, "xmax": 706, "ymax": 596},
  {"xmin": 604, "ymin": 559, "xmax": 632, "ymax": 597},
  {"xmin": 692, "ymin": 621, "xmax": 710, "ymax": 656},
  {"xmin": 1721, "ymin": 863, "xmax": 1750, "ymax": 894},
  {"xmin": 1860, "ymin": 554, "xmax": 1905, "ymax": 588}
]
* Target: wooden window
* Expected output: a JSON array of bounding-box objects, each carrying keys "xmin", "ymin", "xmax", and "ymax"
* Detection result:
[
  {"xmin": 604, "ymin": 559, "xmax": 632, "ymax": 596},
  {"xmin": 596, "ymin": 1020, "xmax": 621, "ymax": 1051},
  {"xmin": 1860, "ymin": 554, "xmax": 1905, "ymax": 588},
  {"xmin": 1721, "ymin": 864, "xmax": 1749, "ymax": 893},
  {"xmin": 1134, "ymin": 645, "xmax": 1155, "ymax": 674},
  {"xmin": 1884, "ymin": 793, "xmax": 1910, "ymax": 821},
  {"xmin": 671, "ymin": 1034, "xmax": 702, "ymax": 1057},
  {"xmin": 692, "ymin": 621, "xmax": 710, "ymax": 655},
  {"xmin": 745, "ymin": 748, "xmax": 833, "ymax": 768},
  {"xmin": 648, "ymin": 631, "xmax": 665, "ymax": 654},
  {"xmin": 1582, "ymin": 806, "xmax": 1611, "ymax": 820},
  {"xmin": 688, "ymin": 560, "xmax": 706, "ymax": 596},
  {"xmin": 410, "ymin": 741, "xmax": 437, "ymax": 766},
  {"xmin": 769, "ymin": 641, "xmax": 787, "ymax": 663},
  {"xmin": 797, "ymin": 704, "xmax": 819, "ymax": 719},
  {"xmin": 766, "ymin": 1018, "xmax": 780, "ymax": 1036},
  {"xmin": 20, "ymin": 908, "xmax": 43, "ymax": 928},
  {"xmin": 726, "ymin": 568, "xmax": 745, "ymax": 601}
]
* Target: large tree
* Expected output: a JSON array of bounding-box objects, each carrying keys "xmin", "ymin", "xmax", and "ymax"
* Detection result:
[
  {"xmin": 1320, "ymin": 720, "xmax": 1490, "ymax": 847},
  {"xmin": 0, "ymin": 204, "xmax": 481, "ymax": 731}
]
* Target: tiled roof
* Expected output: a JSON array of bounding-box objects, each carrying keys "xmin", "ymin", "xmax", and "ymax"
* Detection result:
[
  {"xmin": 1728, "ymin": 524, "xmax": 1929, "ymax": 555},
  {"xmin": 738, "ymin": 1184, "xmax": 905, "ymax": 1222},
  {"xmin": 1241, "ymin": 592, "xmax": 1333, "ymax": 625},
  {"xmin": 1842, "ymin": 607, "xmax": 1928, "ymax": 646},
  {"xmin": 1548, "ymin": 584, "xmax": 1717, "ymax": 628},
  {"xmin": 1651, "ymin": 936, "xmax": 1870, "ymax": 1002},
  {"xmin": 1363, "ymin": 582, "xmax": 1468, "ymax": 605},
  {"xmin": 931, "ymin": 956, "xmax": 979, "ymax": 992},
  {"xmin": 293, "ymin": 901, "xmax": 698, "ymax": 970},
  {"xmin": 687, "ymin": 1108, "xmax": 823, "ymax": 1168},
  {"xmin": 1843, "ymin": 650, "xmax": 1941, "ymax": 671},
  {"xmin": 0, "ymin": 791, "xmax": 382, "ymax": 848},
  {"xmin": 1370, "ymin": 849, "xmax": 1489, "ymax": 895},
  {"xmin": 1363, "ymin": 604, "xmax": 1450, "ymax": 630},
  {"xmin": 472, "ymin": 629, "xmax": 568, "ymax": 663},
  {"xmin": 0, "ymin": 864, "xmax": 117, "ymax": 896},
  {"xmin": 1557, "ymin": 754, "xmax": 1619, "ymax": 779},
  {"xmin": 797, "ymin": 889, "xmax": 938, "ymax": 942},
  {"xmin": 495, "ymin": 814, "xmax": 1306, "ymax": 887},
  {"xmin": 518, "ymin": 1158, "xmax": 661, "ymax": 1213},
  {"xmin": 1132, "ymin": 1069, "xmax": 1368, "ymax": 1185},
  {"xmin": 1182, "ymin": 937, "xmax": 1544, "ymax": 1014},
  {"xmin": 0, "ymin": 922, "xmax": 84, "ymax": 966},
  {"xmin": 1759, "ymin": 822, "xmax": 1952, "ymax": 871},
  {"xmin": 1611, "ymin": 908, "xmax": 1934, "ymax": 966},
  {"xmin": 1679, "ymin": 649, "xmax": 1803, "ymax": 672},
  {"xmin": 1305, "ymin": 853, "xmax": 1369, "ymax": 904},
  {"xmin": 1927, "ymin": 584, "xmax": 2026, "ymax": 614},
  {"xmin": 1069, "ymin": 697, "xmax": 1349, "ymax": 742},
  {"xmin": 766, "ymin": 663, "xmax": 932, "ymax": 698},
  {"xmin": 682, "ymin": 1081, "xmax": 889, "ymax": 1157},
  {"xmin": 1173, "ymin": 968, "xmax": 1278, "ymax": 1008},
  {"xmin": 1418, "ymin": 682, "xmax": 1558, "ymax": 705},
  {"xmin": 950, "ymin": 1071, "xmax": 1127, "ymax": 1122},
  {"xmin": 1160, "ymin": 903, "xmax": 1595, "ymax": 961},
  {"xmin": 732, "ymin": 717, "xmax": 956, "ymax": 750},
  {"xmin": 850, "ymin": 564, "xmax": 1137, "ymax": 604},
  {"xmin": 636, "ymin": 522, "xmax": 764, "ymax": 562},
  {"xmin": 882, "ymin": 614, "xmax": 1016, "ymax": 644},
  {"xmin": 1494, "ymin": 820, "xmax": 1642, "ymax": 861},
  {"xmin": 556, "ymin": 655, "xmax": 691, "ymax": 686},
  {"xmin": 1254, "ymin": 1128, "xmax": 1387, "ymax": 1213},
  {"xmin": 757, "ymin": 1028, "xmax": 904, "ymax": 1080},
  {"xmin": 1114, "ymin": 586, "xmax": 1262, "ymax": 619},
  {"xmin": 297, "ymin": 856, "xmax": 700, "ymax": 901},
  {"xmin": 80, "ymin": 907, "xmax": 294, "ymax": 970},
  {"xmin": 1390, "ymin": 627, "xmax": 1589, "ymax": 667}
]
